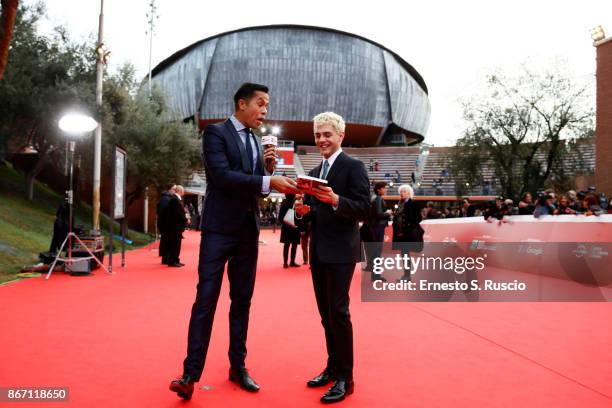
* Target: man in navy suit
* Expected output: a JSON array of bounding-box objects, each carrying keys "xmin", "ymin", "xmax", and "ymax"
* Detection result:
[
  {"xmin": 295, "ymin": 112, "xmax": 370, "ymax": 404},
  {"xmin": 170, "ymin": 83, "xmax": 298, "ymax": 400}
]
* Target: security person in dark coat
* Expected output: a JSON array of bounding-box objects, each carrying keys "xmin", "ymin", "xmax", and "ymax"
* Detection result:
[
  {"xmin": 157, "ymin": 185, "xmax": 175, "ymax": 264},
  {"xmin": 165, "ymin": 185, "xmax": 187, "ymax": 267}
]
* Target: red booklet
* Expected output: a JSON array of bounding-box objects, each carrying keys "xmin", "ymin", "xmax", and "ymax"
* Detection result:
[{"xmin": 297, "ymin": 175, "xmax": 328, "ymax": 194}]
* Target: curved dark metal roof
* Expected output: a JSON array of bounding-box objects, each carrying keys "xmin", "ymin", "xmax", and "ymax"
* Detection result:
[{"xmin": 151, "ymin": 24, "xmax": 428, "ymax": 94}]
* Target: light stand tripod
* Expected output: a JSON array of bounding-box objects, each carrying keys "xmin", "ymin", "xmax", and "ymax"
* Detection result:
[{"xmin": 46, "ymin": 140, "xmax": 110, "ymax": 280}]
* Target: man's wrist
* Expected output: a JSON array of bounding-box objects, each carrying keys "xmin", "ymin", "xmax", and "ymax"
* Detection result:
[
  {"xmin": 332, "ymin": 194, "xmax": 340, "ymax": 210},
  {"xmin": 262, "ymin": 176, "xmax": 271, "ymax": 194},
  {"xmin": 333, "ymin": 194, "xmax": 340, "ymax": 207}
]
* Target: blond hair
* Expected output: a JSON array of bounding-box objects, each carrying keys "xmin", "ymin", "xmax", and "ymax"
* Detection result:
[{"xmin": 313, "ymin": 111, "xmax": 346, "ymax": 133}]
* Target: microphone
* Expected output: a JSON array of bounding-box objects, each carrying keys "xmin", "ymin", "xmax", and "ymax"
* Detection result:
[{"xmin": 261, "ymin": 135, "xmax": 278, "ymax": 170}]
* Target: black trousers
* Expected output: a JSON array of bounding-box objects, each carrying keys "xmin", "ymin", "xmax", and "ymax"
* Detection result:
[
  {"xmin": 310, "ymin": 248, "xmax": 355, "ymax": 381},
  {"xmin": 369, "ymin": 224, "xmax": 386, "ymax": 279},
  {"xmin": 166, "ymin": 231, "xmax": 183, "ymax": 264},
  {"xmin": 183, "ymin": 215, "xmax": 258, "ymax": 381},
  {"xmin": 159, "ymin": 230, "xmax": 168, "ymax": 261},
  {"xmin": 283, "ymin": 242, "xmax": 298, "ymax": 264}
]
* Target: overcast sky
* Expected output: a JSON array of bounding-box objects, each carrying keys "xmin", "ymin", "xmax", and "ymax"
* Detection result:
[{"xmin": 33, "ymin": 0, "xmax": 612, "ymax": 146}]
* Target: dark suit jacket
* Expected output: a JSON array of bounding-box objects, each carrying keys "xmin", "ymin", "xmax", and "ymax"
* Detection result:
[
  {"xmin": 392, "ymin": 198, "xmax": 422, "ymax": 243},
  {"xmin": 369, "ymin": 195, "xmax": 391, "ymax": 226},
  {"xmin": 156, "ymin": 191, "xmax": 173, "ymax": 232},
  {"xmin": 200, "ymin": 119, "xmax": 268, "ymax": 234},
  {"xmin": 304, "ymin": 152, "xmax": 370, "ymax": 263},
  {"xmin": 166, "ymin": 195, "xmax": 187, "ymax": 235}
]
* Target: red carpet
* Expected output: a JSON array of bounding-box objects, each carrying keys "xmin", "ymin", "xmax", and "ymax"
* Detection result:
[{"xmin": 1, "ymin": 230, "xmax": 611, "ymax": 407}]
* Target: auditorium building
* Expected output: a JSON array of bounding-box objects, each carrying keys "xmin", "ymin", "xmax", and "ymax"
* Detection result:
[{"xmin": 149, "ymin": 25, "xmax": 431, "ymax": 147}]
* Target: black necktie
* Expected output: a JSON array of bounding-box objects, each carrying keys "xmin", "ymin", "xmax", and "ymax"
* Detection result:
[{"xmin": 244, "ymin": 129, "xmax": 254, "ymax": 174}]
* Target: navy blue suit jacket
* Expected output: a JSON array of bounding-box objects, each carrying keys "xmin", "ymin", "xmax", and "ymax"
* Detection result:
[
  {"xmin": 304, "ymin": 152, "xmax": 371, "ymax": 263},
  {"xmin": 200, "ymin": 119, "xmax": 268, "ymax": 234}
]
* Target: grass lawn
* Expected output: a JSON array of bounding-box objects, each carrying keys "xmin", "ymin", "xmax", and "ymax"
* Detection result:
[{"xmin": 0, "ymin": 162, "xmax": 153, "ymax": 285}]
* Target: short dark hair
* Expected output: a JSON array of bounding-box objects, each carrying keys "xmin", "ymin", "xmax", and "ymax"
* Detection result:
[
  {"xmin": 584, "ymin": 193, "xmax": 600, "ymax": 207},
  {"xmin": 374, "ymin": 181, "xmax": 387, "ymax": 194},
  {"xmin": 234, "ymin": 83, "xmax": 269, "ymax": 109}
]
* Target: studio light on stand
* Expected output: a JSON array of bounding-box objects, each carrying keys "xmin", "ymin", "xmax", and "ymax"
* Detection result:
[{"xmin": 46, "ymin": 113, "xmax": 109, "ymax": 280}]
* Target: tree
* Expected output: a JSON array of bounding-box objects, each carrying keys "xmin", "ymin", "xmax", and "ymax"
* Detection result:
[
  {"xmin": 0, "ymin": 4, "xmax": 200, "ymax": 216},
  {"xmin": 0, "ymin": 3, "xmax": 96, "ymax": 197},
  {"xmin": 98, "ymin": 67, "xmax": 200, "ymax": 211},
  {"xmin": 0, "ymin": 0, "xmax": 19, "ymax": 80},
  {"xmin": 451, "ymin": 62, "xmax": 594, "ymax": 200}
]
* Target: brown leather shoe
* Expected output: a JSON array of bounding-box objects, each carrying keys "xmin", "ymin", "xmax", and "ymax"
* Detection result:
[{"xmin": 169, "ymin": 374, "xmax": 195, "ymax": 400}]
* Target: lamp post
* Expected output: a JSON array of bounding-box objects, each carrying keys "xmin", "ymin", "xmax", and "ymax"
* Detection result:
[
  {"xmin": 93, "ymin": 0, "xmax": 110, "ymax": 233},
  {"xmin": 146, "ymin": 0, "xmax": 159, "ymax": 97}
]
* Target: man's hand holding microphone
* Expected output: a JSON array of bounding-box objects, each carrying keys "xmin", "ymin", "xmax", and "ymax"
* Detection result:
[{"xmin": 262, "ymin": 134, "xmax": 300, "ymax": 194}]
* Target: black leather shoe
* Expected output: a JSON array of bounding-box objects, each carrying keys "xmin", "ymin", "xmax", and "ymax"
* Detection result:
[
  {"xmin": 168, "ymin": 262, "xmax": 184, "ymax": 267},
  {"xmin": 169, "ymin": 374, "xmax": 195, "ymax": 400},
  {"xmin": 321, "ymin": 379, "xmax": 354, "ymax": 404},
  {"xmin": 283, "ymin": 263, "xmax": 289, "ymax": 268},
  {"xmin": 289, "ymin": 262, "xmax": 301, "ymax": 267},
  {"xmin": 307, "ymin": 370, "xmax": 334, "ymax": 388},
  {"xmin": 229, "ymin": 367, "xmax": 260, "ymax": 392}
]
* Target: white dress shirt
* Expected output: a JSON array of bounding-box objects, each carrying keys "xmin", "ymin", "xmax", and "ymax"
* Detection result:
[
  {"xmin": 229, "ymin": 115, "xmax": 270, "ymax": 193},
  {"xmin": 319, "ymin": 148, "xmax": 343, "ymax": 179}
]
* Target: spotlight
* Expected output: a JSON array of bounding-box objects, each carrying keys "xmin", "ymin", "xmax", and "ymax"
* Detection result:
[{"xmin": 59, "ymin": 113, "xmax": 98, "ymax": 135}]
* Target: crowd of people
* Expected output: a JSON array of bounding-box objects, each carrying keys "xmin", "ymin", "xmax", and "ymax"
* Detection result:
[
  {"xmin": 264, "ymin": 183, "xmax": 610, "ymax": 273},
  {"xmin": 158, "ymin": 181, "xmax": 608, "ymax": 273},
  {"xmin": 415, "ymin": 188, "xmax": 608, "ymax": 221},
  {"xmin": 519, "ymin": 189, "xmax": 607, "ymax": 217}
]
